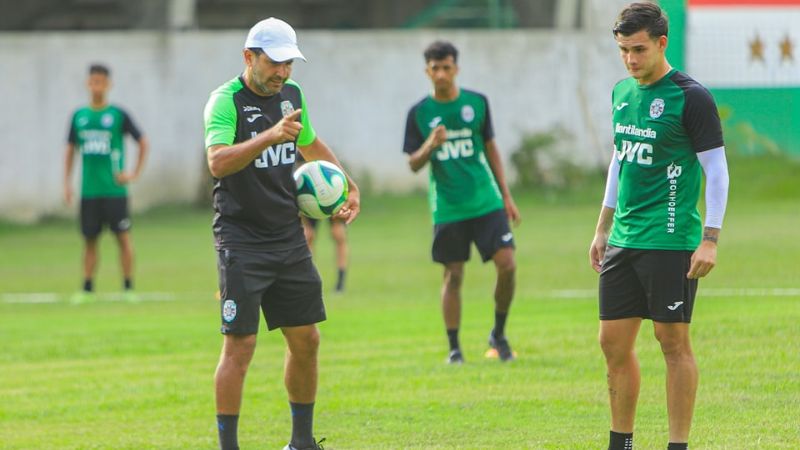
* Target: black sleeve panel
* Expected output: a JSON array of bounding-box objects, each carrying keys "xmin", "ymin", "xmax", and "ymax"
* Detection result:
[
  {"xmin": 480, "ymin": 93, "xmax": 495, "ymax": 141},
  {"xmin": 120, "ymin": 108, "xmax": 144, "ymax": 141},
  {"xmin": 402, "ymin": 100, "xmax": 424, "ymax": 154},
  {"xmin": 67, "ymin": 111, "xmax": 77, "ymax": 144},
  {"xmin": 673, "ymin": 72, "xmax": 724, "ymax": 153}
]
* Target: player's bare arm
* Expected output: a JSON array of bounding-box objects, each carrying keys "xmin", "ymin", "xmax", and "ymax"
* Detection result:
[
  {"xmin": 116, "ymin": 136, "xmax": 150, "ymax": 185},
  {"xmin": 590, "ymin": 206, "xmax": 615, "ymax": 273},
  {"xmin": 208, "ymin": 108, "xmax": 303, "ymax": 178},
  {"xmin": 484, "ymin": 139, "xmax": 521, "ymax": 226},
  {"xmin": 687, "ymin": 226, "xmax": 719, "ymax": 279},
  {"xmin": 63, "ymin": 143, "xmax": 76, "ymax": 205},
  {"xmin": 407, "ymin": 125, "xmax": 446, "ymax": 172},
  {"xmin": 298, "ymin": 137, "xmax": 361, "ymax": 224}
]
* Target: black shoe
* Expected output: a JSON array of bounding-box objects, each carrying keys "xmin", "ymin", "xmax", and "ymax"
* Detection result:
[
  {"xmin": 488, "ymin": 334, "xmax": 516, "ymax": 361},
  {"xmin": 283, "ymin": 437, "xmax": 325, "ymax": 450},
  {"xmin": 446, "ymin": 348, "xmax": 464, "ymax": 364}
]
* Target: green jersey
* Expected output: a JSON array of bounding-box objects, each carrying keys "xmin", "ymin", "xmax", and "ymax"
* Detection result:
[
  {"xmin": 609, "ymin": 69, "xmax": 723, "ymax": 250},
  {"xmin": 67, "ymin": 105, "xmax": 142, "ymax": 198},
  {"xmin": 403, "ymin": 89, "xmax": 503, "ymax": 224}
]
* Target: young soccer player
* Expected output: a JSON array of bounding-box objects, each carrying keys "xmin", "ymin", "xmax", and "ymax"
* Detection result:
[
  {"xmin": 589, "ymin": 4, "xmax": 729, "ymax": 449},
  {"xmin": 64, "ymin": 64, "xmax": 148, "ymax": 302},
  {"xmin": 403, "ymin": 41, "xmax": 521, "ymax": 364}
]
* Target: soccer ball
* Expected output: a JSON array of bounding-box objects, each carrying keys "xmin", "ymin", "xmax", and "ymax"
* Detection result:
[{"xmin": 293, "ymin": 160, "xmax": 349, "ymax": 219}]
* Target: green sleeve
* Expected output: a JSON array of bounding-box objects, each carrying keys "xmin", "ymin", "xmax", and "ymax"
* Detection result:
[
  {"xmin": 203, "ymin": 88, "xmax": 237, "ymax": 149},
  {"xmin": 290, "ymin": 80, "xmax": 317, "ymax": 147}
]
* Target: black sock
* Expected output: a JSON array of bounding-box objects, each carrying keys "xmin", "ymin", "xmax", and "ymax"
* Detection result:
[
  {"xmin": 446, "ymin": 328, "xmax": 460, "ymax": 351},
  {"xmin": 83, "ymin": 279, "xmax": 93, "ymax": 293},
  {"xmin": 216, "ymin": 414, "xmax": 239, "ymax": 450},
  {"xmin": 290, "ymin": 402, "xmax": 315, "ymax": 449},
  {"xmin": 609, "ymin": 430, "xmax": 633, "ymax": 450},
  {"xmin": 124, "ymin": 278, "xmax": 133, "ymax": 291},
  {"xmin": 335, "ymin": 269, "xmax": 345, "ymax": 291},
  {"xmin": 667, "ymin": 443, "xmax": 688, "ymax": 450},
  {"xmin": 492, "ymin": 311, "xmax": 508, "ymax": 338}
]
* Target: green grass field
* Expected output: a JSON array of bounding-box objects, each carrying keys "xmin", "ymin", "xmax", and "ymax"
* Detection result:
[{"xmin": 1, "ymin": 173, "xmax": 799, "ymax": 449}]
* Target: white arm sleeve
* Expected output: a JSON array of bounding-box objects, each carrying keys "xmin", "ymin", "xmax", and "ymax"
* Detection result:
[
  {"xmin": 602, "ymin": 152, "xmax": 620, "ymax": 208},
  {"xmin": 697, "ymin": 146, "xmax": 729, "ymax": 229}
]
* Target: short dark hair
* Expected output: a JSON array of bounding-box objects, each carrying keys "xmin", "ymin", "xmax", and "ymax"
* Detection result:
[
  {"xmin": 424, "ymin": 40, "xmax": 458, "ymax": 63},
  {"xmin": 89, "ymin": 64, "xmax": 110, "ymax": 77},
  {"xmin": 247, "ymin": 47, "xmax": 264, "ymax": 57},
  {"xmin": 613, "ymin": 2, "xmax": 668, "ymax": 39}
]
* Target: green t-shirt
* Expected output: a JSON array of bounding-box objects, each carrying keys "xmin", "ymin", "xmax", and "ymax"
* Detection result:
[
  {"xmin": 609, "ymin": 69, "xmax": 723, "ymax": 250},
  {"xmin": 67, "ymin": 105, "xmax": 142, "ymax": 198},
  {"xmin": 403, "ymin": 89, "xmax": 503, "ymax": 224}
]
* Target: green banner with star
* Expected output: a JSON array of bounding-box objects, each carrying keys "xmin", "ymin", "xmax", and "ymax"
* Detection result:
[{"xmin": 663, "ymin": 0, "xmax": 800, "ymax": 155}]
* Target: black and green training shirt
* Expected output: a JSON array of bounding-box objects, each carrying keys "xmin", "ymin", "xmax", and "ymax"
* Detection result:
[
  {"xmin": 203, "ymin": 76, "xmax": 316, "ymax": 251},
  {"xmin": 609, "ymin": 69, "xmax": 723, "ymax": 251},
  {"xmin": 67, "ymin": 105, "xmax": 142, "ymax": 198},
  {"xmin": 403, "ymin": 89, "xmax": 503, "ymax": 224}
]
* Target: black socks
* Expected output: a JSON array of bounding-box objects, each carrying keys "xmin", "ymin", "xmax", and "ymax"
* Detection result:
[
  {"xmin": 290, "ymin": 402, "xmax": 315, "ymax": 449},
  {"xmin": 609, "ymin": 430, "xmax": 633, "ymax": 450},
  {"xmin": 216, "ymin": 414, "xmax": 239, "ymax": 450}
]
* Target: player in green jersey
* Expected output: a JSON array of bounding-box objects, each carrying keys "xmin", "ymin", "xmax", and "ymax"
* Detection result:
[
  {"xmin": 403, "ymin": 41, "xmax": 521, "ymax": 364},
  {"xmin": 588, "ymin": 4, "xmax": 729, "ymax": 450},
  {"xmin": 205, "ymin": 18, "xmax": 359, "ymax": 450},
  {"xmin": 63, "ymin": 64, "xmax": 149, "ymax": 303}
]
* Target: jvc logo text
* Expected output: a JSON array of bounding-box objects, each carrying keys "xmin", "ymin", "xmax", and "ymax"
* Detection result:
[
  {"xmin": 616, "ymin": 140, "xmax": 653, "ymax": 165},
  {"xmin": 254, "ymin": 142, "xmax": 296, "ymax": 168},
  {"xmin": 436, "ymin": 138, "xmax": 474, "ymax": 161}
]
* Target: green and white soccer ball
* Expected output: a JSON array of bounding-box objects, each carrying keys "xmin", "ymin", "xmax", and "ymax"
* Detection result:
[{"xmin": 293, "ymin": 160, "xmax": 349, "ymax": 219}]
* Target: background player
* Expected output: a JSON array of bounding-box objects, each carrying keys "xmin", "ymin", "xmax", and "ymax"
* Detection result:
[
  {"xmin": 63, "ymin": 63, "xmax": 149, "ymax": 303},
  {"xmin": 403, "ymin": 40, "xmax": 521, "ymax": 364},
  {"xmin": 204, "ymin": 17, "xmax": 360, "ymax": 450},
  {"xmin": 301, "ymin": 216, "xmax": 348, "ymax": 293},
  {"xmin": 588, "ymin": 3, "xmax": 729, "ymax": 449}
]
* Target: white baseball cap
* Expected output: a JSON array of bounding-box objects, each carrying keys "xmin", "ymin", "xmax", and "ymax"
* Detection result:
[{"xmin": 244, "ymin": 17, "xmax": 306, "ymax": 62}]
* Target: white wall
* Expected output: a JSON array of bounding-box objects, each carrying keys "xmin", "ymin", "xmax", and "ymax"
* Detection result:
[{"xmin": 0, "ymin": 25, "xmax": 628, "ymax": 222}]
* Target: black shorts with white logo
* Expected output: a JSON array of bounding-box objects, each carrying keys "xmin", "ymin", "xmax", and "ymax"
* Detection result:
[
  {"xmin": 599, "ymin": 245, "xmax": 698, "ymax": 323},
  {"xmin": 80, "ymin": 197, "xmax": 131, "ymax": 238},
  {"xmin": 432, "ymin": 208, "xmax": 514, "ymax": 264},
  {"xmin": 217, "ymin": 244, "xmax": 325, "ymax": 334}
]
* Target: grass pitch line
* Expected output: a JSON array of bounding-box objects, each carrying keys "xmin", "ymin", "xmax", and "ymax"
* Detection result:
[
  {"xmin": 1, "ymin": 291, "xmax": 178, "ymax": 304},
  {"xmin": 547, "ymin": 287, "xmax": 800, "ymax": 299},
  {"xmin": 3, "ymin": 288, "xmax": 799, "ymax": 304}
]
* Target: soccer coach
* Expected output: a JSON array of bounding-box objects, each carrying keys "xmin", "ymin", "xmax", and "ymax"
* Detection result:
[{"xmin": 204, "ymin": 17, "xmax": 359, "ymax": 450}]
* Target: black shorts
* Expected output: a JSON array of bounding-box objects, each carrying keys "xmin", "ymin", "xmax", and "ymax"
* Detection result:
[
  {"xmin": 217, "ymin": 245, "xmax": 325, "ymax": 334},
  {"xmin": 80, "ymin": 197, "xmax": 131, "ymax": 238},
  {"xmin": 599, "ymin": 245, "xmax": 698, "ymax": 323},
  {"xmin": 432, "ymin": 209, "xmax": 514, "ymax": 264}
]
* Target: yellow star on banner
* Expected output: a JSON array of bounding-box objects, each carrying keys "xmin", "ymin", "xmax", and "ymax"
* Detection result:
[
  {"xmin": 749, "ymin": 34, "xmax": 765, "ymax": 62},
  {"xmin": 780, "ymin": 35, "xmax": 794, "ymax": 62}
]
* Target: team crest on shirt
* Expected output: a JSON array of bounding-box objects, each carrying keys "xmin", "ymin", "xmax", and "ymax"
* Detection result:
[
  {"xmin": 461, "ymin": 105, "xmax": 475, "ymax": 123},
  {"xmin": 280, "ymin": 100, "xmax": 295, "ymax": 118},
  {"xmin": 101, "ymin": 113, "xmax": 114, "ymax": 128},
  {"xmin": 649, "ymin": 98, "xmax": 665, "ymax": 119},
  {"xmin": 222, "ymin": 299, "xmax": 237, "ymax": 323}
]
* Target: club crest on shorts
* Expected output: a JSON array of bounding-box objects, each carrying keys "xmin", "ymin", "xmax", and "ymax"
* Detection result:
[
  {"xmin": 280, "ymin": 100, "xmax": 295, "ymax": 117},
  {"xmin": 222, "ymin": 299, "xmax": 237, "ymax": 323},
  {"xmin": 461, "ymin": 105, "xmax": 475, "ymax": 123},
  {"xmin": 649, "ymin": 98, "xmax": 665, "ymax": 119}
]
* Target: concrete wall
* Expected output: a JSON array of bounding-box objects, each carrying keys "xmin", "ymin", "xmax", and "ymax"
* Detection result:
[{"xmin": 0, "ymin": 24, "xmax": 628, "ymax": 222}]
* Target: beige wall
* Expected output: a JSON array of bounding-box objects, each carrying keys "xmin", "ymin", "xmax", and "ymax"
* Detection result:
[{"xmin": 0, "ymin": 24, "xmax": 628, "ymax": 221}]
